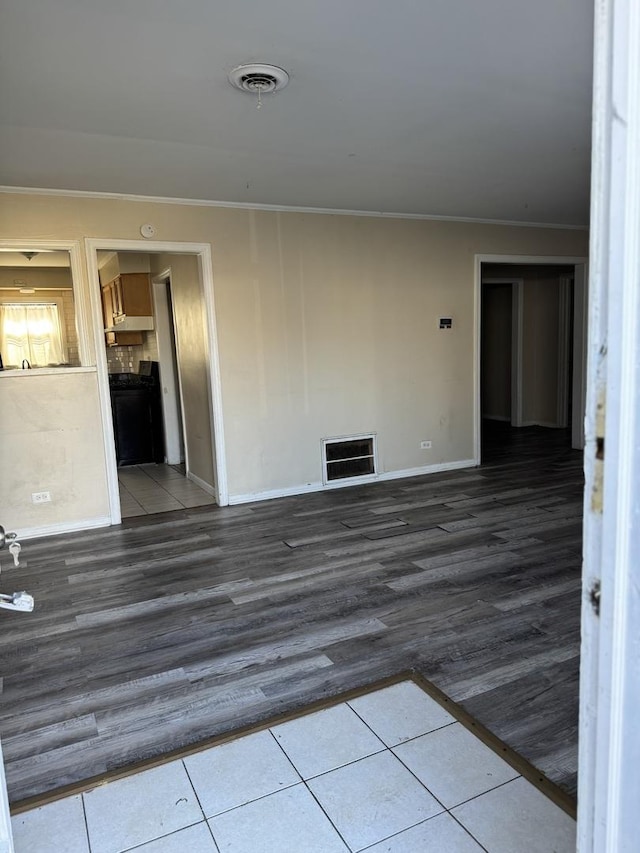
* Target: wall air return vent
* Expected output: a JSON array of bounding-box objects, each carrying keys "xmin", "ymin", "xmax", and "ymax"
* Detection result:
[{"xmin": 322, "ymin": 434, "xmax": 377, "ymax": 485}]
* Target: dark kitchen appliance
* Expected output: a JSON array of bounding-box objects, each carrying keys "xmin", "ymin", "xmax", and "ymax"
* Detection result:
[{"xmin": 109, "ymin": 361, "xmax": 164, "ymax": 465}]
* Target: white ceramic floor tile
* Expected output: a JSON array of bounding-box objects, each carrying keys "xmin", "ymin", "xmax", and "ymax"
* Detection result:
[
  {"xmin": 179, "ymin": 495, "xmax": 217, "ymax": 508},
  {"xmin": 270, "ymin": 702, "xmax": 385, "ymax": 779},
  {"xmin": 208, "ymin": 783, "xmax": 348, "ymax": 853},
  {"xmin": 452, "ymin": 776, "xmax": 576, "ymax": 853},
  {"xmin": 348, "ymin": 680, "xmax": 456, "ymax": 746},
  {"xmin": 307, "ymin": 750, "xmax": 443, "ymax": 851},
  {"xmin": 126, "ymin": 485, "xmax": 170, "ymax": 496},
  {"xmin": 83, "ymin": 761, "xmax": 203, "ymax": 853},
  {"xmin": 364, "ymin": 812, "xmax": 485, "ymax": 852},
  {"xmin": 121, "ymin": 505, "xmax": 146, "ymax": 518},
  {"xmin": 129, "ymin": 821, "xmax": 217, "ymax": 852},
  {"xmin": 14, "ymin": 681, "xmax": 568, "ymax": 853},
  {"xmin": 184, "ymin": 730, "xmax": 300, "ymax": 817},
  {"xmin": 393, "ymin": 722, "xmax": 519, "ymax": 808},
  {"xmin": 146, "ymin": 468, "xmax": 184, "ymax": 482},
  {"xmin": 138, "ymin": 499, "xmax": 183, "ymax": 512},
  {"xmin": 12, "ymin": 795, "xmax": 89, "ymax": 853}
]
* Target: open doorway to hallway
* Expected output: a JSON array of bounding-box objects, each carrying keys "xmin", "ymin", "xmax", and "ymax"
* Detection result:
[
  {"xmin": 479, "ymin": 262, "xmax": 578, "ymax": 463},
  {"xmin": 94, "ymin": 247, "xmax": 220, "ymax": 519}
]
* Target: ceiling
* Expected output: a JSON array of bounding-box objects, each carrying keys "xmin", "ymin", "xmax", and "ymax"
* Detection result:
[{"xmin": 0, "ymin": 0, "xmax": 593, "ymax": 226}]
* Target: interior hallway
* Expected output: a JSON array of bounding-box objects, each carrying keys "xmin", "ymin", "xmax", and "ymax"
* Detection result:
[{"xmin": 0, "ymin": 427, "xmax": 582, "ymax": 805}]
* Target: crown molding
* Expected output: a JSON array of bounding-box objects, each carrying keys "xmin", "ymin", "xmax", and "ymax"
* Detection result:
[{"xmin": 0, "ymin": 185, "xmax": 589, "ymax": 231}]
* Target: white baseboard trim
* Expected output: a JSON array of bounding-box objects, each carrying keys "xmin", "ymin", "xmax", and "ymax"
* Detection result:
[
  {"xmin": 228, "ymin": 458, "xmax": 477, "ymax": 505},
  {"xmin": 229, "ymin": 481, "xmax": 325, "ymax": 504},
  {"xmin": 374, "ymin": 459, "xmax": 477, "ymax": 482},
  {"xmin": 187, "ymin": 471, "xmax": 216, "ymax": 497},
  {"xmin": 17, "ymin": 516, "xmax": 112, "ymax": 541}
]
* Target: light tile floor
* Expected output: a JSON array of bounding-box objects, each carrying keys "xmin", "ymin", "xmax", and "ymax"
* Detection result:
[
  {"xmin": 11, "ymin": 680, "xmax": 576, "ymax": 853},
  {"xmin": 118, "ymin": 463, "xmax": 216, "ymax": 517}
]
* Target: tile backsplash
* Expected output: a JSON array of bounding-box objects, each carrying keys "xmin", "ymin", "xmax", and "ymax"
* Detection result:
[{"xmin": 106, "ymin": 346, "xmax": 136, "ymax": 373}]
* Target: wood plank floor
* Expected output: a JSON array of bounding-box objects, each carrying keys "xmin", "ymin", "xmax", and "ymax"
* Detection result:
[{"xmin": 0, "ymin": 423, "xmax": 584, "ymax": 803}]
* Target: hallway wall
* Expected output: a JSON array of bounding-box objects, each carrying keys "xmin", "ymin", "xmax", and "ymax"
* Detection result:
[{"xmin": 149, "ymin": 253, "xmax": 215, "ymax": 490}]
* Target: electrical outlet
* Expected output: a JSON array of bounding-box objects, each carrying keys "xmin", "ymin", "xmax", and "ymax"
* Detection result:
[
  {"xmin": 31, "ymin": 491, "xmax": 51, "ymax": 504},
  {"xmin": 420, "ymin": 440, "xmax": 432, "ymax": 449}
]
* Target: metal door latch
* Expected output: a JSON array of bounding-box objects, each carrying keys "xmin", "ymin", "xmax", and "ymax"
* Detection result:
[{"xmin": 589, "ymin": 580, "xmax": 601, "ymax": 616}]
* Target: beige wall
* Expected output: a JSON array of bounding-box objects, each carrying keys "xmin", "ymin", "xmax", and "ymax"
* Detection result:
[
  {"xmin": 98, "ymin": 251, "xmax": 150, "ymax": 286},
  {"xmin": 522, "ymin": 278, "xmax": 561, "ymax": 425},
  {"xmin": 0, "ymin": 191, "xmax": 588, "ymax": 530},
  {"xmin": 149, "ymin": 254, "xmax": 214, "ymax": 488},
  {"xmin": 0, "ymin": 267, "xmax": 72, "ymax": 290},
  {"xmin": 0, "ymin": 370, "xmax": 109, "ymax": 532}
]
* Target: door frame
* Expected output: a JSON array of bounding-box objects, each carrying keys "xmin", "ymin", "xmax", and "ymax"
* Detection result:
[
  {"xmin": 85, "ymin": 239, "xmax": 228, "ymax": 523},
  {"xmin": 473, "ymin": 254, "xmax": 589, "ymax": 463},
  {"xmin": 577, "ymin": 0, "xmax": 640, "ymax": 847}
]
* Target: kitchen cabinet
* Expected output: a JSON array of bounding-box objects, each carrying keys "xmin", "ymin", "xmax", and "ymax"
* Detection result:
[{"xmin": 101, "ymin": 273, "xmax": 153, "ymax": 346}]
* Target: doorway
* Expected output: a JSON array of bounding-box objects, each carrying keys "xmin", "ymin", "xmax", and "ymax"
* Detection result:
[
  {"xmin": 113, "ymin": 266, "xmax": 212, "ymax": 520},
  {"xmin": 86, "ymin": 239, "xmax": 228, "ymax": 524},
  {"xmin": 475, "ymin": 255, "xmax": 588, "ymax": 464}
]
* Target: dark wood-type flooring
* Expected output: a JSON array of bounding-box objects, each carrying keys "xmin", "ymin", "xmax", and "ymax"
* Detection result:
[{"xmin": 0, "ymin": 423, "xmax": 583, "ymax": 803}]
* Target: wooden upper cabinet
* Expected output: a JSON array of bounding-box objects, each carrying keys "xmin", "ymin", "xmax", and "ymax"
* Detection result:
[
  {"xmin": 101, "ymin": 273, "xmax": 152, "ymax": 346},
  {"xmin": 112, "ymin": 273, "xmax": 152, "ymax": 318}
]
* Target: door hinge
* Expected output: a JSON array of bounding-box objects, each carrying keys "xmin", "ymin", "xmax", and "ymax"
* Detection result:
[{"xmin": 589, "ymin": 580, "xmax": 601, "ymax": 616}]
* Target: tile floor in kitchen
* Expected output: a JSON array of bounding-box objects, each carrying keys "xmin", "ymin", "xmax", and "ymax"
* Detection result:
[
  {"xmin": 11, "ymin": 680, "xmax": 576, "ymax": 853},
  {"xmin": 118, "ymin": 464, "xmax": 216, "ymax": 517}
]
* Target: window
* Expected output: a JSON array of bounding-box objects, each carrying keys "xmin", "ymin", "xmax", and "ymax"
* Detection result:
[{"xmin": 0, "ymin": 303, "xmax": 66, "ymax": 367}]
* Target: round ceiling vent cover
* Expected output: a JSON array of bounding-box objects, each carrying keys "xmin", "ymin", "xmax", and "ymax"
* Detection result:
[{"xmin": 228, "ymin": 63, "xmax": 290, "ymax": 95}]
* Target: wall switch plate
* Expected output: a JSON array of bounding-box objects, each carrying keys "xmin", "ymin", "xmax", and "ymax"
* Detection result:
[
  {"xmin": 32, "ymin": 491, "xmax": 51, "ymax": 504},
  {"xmin": 420, "ymin": 440, "xmax": 432, "ymax": 449}
]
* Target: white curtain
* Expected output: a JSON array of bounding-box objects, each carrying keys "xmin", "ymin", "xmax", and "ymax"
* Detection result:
[{"xmin": 0, "ymin": 303, "xmax": 66, "ymax": 367}]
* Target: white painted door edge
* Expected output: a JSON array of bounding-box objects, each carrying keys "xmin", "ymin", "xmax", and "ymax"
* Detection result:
[{"xmin": 577, "ymin": 0, "xmax": 640, "ymax": 849}]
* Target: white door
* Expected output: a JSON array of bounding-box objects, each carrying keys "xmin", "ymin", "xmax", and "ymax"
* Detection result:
[{"xmin": 577, "ymin": 0, "xmax": 640, "ymax": 849}]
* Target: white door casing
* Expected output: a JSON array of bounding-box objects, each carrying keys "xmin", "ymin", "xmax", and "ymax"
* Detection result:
[
  {"xmin": 577, "ymin": 0, "xmax": 640, "ymax": 850},
  {"xmin": 84, "ymin": 239, "xmax": 228, "ymax": 518}
]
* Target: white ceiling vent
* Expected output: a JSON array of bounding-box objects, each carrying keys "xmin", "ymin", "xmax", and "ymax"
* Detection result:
[{"xmin": 228, "ymin": 64, "xmax": 289, "ymax": 106}]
